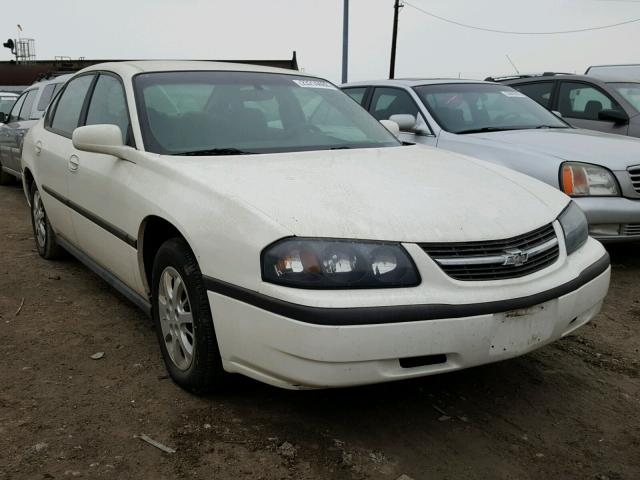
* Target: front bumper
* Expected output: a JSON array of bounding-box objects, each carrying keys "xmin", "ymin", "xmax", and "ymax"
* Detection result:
[
  {"xmin": 574, "ymin": 196, "xmax": 640, "ymax": 242},
  {"xmin": 206, "ymin": 241, "xmax": 610, "ymax": 389}
]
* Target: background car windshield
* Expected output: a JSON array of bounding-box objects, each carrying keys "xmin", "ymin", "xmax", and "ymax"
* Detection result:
[
  {"xmin": 414, "ymin": 83, "xmax": 568, "ymax": 134},
  {"xmin": 610, "ymin": 83, "xmax": 640, "ymax": 112},
  {"xmin": 134, "ymin": 71, "xmax": 400, "ymax": 154},
  {"xmin": 0, "ymin": 96, "xmax": 16, "ymax": 115}
]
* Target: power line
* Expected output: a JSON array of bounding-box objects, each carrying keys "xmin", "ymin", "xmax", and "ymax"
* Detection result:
[{"xmin": 403, "ymin": 0, "xmax": 640, "ymax": 35}]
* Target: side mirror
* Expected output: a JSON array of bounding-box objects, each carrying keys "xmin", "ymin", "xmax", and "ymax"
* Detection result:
[
  {"xmin": 72, "ymin": 124, "xmax": 131, "ymax": 158},
  {"xmin": 388, "ymin": 114, "xmax": 417, "ymax": 132},
  {"xmin": 598, "ymin": 109, "xmax": 629, "ymax": 124},
  {"xmin": 380, "ymin": 119, "xmax": 400, "ymax": 138},
  {"xmin": 0, "ymin": 112, "xmax": 6, "ymax": 123},
  {"xmin": 551, "ymin": 110, "xmax": 563, "ymax": 118}
]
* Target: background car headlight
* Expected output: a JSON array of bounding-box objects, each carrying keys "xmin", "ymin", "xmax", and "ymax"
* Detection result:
[
  {"xmin": 262, "ymin": 238, "xmax": 421, "ymax": 288},
  {"xmin": 558, "ymin": 202, "xmax": 588, "ymax": 255},
  {"xmin": 561, "ymin": 162, "xmax": 620, "ymax": 196}
]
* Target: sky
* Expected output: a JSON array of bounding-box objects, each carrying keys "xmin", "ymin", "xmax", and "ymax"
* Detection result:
[{"xmin": 2, "ymin": 0, "xmax": 640, "ymax": 83}]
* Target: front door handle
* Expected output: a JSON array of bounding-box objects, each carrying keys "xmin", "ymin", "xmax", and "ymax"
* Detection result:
[{"xmin": 68, "ymin": 155, "xmax": 79, "ymax": 172}]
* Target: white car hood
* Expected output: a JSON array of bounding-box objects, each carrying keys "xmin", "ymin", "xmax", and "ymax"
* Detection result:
[
  {"xmin": 173, "ymin": 145, "xmax": 568, "ymax": 243},
  {"xmin": 467, "ymin": 128, "xmax": 640, "ymax": 171}
]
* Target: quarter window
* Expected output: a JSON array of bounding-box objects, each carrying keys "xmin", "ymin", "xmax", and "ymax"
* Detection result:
[
  {"xmin": 86, "ymin": 74, "xmax": 130, "ymax": 143},
  {"xmin": 50, "ymin": 75, "xmax": 94, "ymax": 136},
  {"xmin": 557, "ymin": 82, "xmax": 623, "ymax": 120},
  {"xmin": 513, "ymin": 82, "xmax": 554, "ymax": 108}
]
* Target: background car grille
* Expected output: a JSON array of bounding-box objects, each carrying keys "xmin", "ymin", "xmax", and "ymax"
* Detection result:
[
  {"xmin": 629, "ymin": 166, "xmax": 640, "ymax": 194},
  {"xmin": 420, "ymin": 224, "xmax": 559, "ymax": 281}
]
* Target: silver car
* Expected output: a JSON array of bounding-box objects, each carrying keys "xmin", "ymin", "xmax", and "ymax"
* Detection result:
[
  {"xmin": 342, "ymin": 79, "xmax": 640, "ymax": 242},
  {"xmin": 0, "ymin": 74, "xmax": 71, "ymax": 184}
]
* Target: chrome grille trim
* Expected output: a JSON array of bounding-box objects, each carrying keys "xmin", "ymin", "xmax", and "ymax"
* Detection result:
[
  {"xmin": 421, "ymin": 224, "xmax": 560, "ymax": 281},
  {"xmin": 629, "ymin": 165, "xmax": 640, "ymax": 194},
  {"xmin": 622, "ymin": 224, "xmax": 640, "ymax": 236}
]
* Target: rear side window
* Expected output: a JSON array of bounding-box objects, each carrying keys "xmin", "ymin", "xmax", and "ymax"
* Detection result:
[
  {"xmin": 37, "ymin": 83, "xmax": 61, "ymax": 111},
  {"xmin": 557, "ymin": 82, "xmax": 623, "ymax": 120},
  {"xmin": 513, "ymin": 82, "xmax": 554, "ymax": 108},
  {"xmin": 343, "ymin": 87, "xmax": 367, "ymax": 105},
  {"xmin": 50, "ymin": 75, "xmax": 94, "ymax": 136},
  {"xmin": 85, "ymin": 74, "xmax": 130, "ymax": 143},
  {"xmin": 19, "ymin": 89, "xmax": 38, "ymax": 120}
]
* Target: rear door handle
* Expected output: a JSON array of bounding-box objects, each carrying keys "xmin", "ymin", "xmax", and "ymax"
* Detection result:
[{"xmin": 68, "ymin": 155, "xmax": 79, "ymax": 172}]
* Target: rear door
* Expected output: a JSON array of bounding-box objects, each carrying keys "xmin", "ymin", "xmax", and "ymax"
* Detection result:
[
  {"xmin": 555, "ymin": 81, "xmax": 628, "ymax": 135},
  {"xmin": 37, "ymin": 74, "xmax": 97, "ymax": 243}
]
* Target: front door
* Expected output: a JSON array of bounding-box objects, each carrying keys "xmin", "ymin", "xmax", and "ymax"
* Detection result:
[
  {"xmin": 556, "ymin": 81, "xmax": 629, "ymax": 135},
  {"xmin": 0, "ymin": 89, "xmax": 38, "ymax": 176}
]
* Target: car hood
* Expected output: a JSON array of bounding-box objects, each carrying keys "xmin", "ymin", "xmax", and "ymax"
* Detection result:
[
  {"xmin": 466, "ymin": 128, "xmax": 640, "ymax": 171},
  {"xmin": 170, "ymin": 145, "xmax": 568, "ymax": 243}
]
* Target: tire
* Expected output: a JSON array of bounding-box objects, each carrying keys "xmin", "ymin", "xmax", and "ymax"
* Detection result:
[
  {"xmin": 30, "ymin": 182, "xmax": 64, "ymax": 259},
  {"xmin": 151, "ymin": 237, "xmax": 227, "ymax": 394}
]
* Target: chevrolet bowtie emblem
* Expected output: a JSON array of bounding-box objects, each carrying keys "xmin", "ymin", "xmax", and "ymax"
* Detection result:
[{"xmin": 502, "ymin": 248, "xmax": 529, "ymax": 266}]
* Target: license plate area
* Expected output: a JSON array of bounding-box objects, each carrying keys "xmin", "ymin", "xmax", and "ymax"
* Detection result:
[{"xmin": 490, "ymin": 302, "xmax": 555, "ymax": 356}]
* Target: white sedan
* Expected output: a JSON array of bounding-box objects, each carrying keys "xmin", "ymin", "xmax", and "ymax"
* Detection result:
[{"xmin": 20, "ymin": 61, "xmax": 610, "ymax": 392}]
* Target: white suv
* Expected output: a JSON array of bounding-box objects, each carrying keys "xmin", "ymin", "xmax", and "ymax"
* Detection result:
[
  {"xmin": 21, "ymin": 61, "xmax": 610, "ymax": 392},
  {"xmin": 0, "ymin": 74, "xmax": 71, "ymax": 184}
]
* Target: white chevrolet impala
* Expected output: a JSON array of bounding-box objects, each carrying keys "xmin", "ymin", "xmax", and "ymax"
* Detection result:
[{"xmin": 20, "ymin": 61, "xmax": 610, "ymax": 392}]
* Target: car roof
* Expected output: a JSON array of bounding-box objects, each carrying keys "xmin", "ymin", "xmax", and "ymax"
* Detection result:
[
  {"xmin": 77, "ymin": 60, "xmax": 311, "ymax": 79},
  {"xmin": 0, "ymin": 91, "xmax": 18, "ymax": 97},
  {"xmin": 342, "ymin": 78, "xmax": 492, "ymax": 88},
  {"xmin": 29, "ymin": 73, "xmax": 74, "ymax": 89}
]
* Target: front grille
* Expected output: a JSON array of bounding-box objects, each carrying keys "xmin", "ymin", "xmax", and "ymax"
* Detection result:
[
  {"xmin": 622, "ymin": 224, "xmax": 640, "ymax": 236},
  {"xmin": 629, "ymin": 165, "xmax": 640, "ymax": 194},
  {"xmin": 420, "ymin": 223, "xmax": 559, "ymax": 281}
]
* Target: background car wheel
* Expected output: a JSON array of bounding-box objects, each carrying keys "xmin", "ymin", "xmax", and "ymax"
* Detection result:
[
  {"xmin": 151, "ymin": 237, "xmax": 227, "ymax": 394},
  {"xmin": 30, "ymin": 183, "xmax": 64, "ymax": 259}
]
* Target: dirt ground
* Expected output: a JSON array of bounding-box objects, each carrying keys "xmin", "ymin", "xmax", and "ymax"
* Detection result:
[{"xmin": 0, "ymin": 182, "xmax": 638, "ymax": 480}]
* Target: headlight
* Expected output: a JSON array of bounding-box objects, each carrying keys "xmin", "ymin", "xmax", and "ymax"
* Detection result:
[
  {"xmin": 262, "ymin": 238, "xmax": 420, "ymax": 289},
  {"xmin": 558, "ymin": 202, "xmax": 588, "ymax": 255},
  {"xmin": 560, "ymin": 162, "xmax": 620, "ymax": 196}
]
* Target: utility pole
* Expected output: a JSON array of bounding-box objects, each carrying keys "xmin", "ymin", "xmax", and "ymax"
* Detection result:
[
  {"xmin": 342, "ymin": 0, "xmax": 349, "ymax": 83},
  {"xmin": 389, "ymin": 0, "xmax": 402, "ymax": 79}
]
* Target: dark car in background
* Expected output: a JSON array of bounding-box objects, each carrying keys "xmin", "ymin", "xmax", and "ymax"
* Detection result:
[{"xmin": 489, "ymin": 73, "xmax": 640, "ymax": 138}]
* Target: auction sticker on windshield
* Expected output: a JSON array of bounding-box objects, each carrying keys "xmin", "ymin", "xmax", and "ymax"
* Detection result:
[{"xmin": 292, "ymin": 79, "xmax": 336, "ymax": 90}]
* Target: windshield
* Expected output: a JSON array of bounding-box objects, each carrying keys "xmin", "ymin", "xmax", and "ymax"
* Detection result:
[
  {"xmin": 413, "ymin": 83, "xmax": 568, "ymax": 134},
  {"xmin": 610, "ymin": 83, "xmax": 640, "ymax": 112},
  {"xmin": 133, "ymin": 71, "xmax": 400, "ymax": 155},
  {"xmin": 0, "ymin": 96, "xmax": 16, "ymax": 116}
]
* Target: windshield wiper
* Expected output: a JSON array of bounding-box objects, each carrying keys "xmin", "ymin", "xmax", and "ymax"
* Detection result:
[
  {"xmin": 456, "ymin": 127, "xmax": 517, "ymax": 135},
  {"xmin": 173, "ymin": 148, "xmax": 255, "ymax": 156}
]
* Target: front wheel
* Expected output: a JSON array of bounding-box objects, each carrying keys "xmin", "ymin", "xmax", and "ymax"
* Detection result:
[
  {"xmin": 30, "ymin": 183, "xmax": 63, "ymax": 259},
  {"xmin": 151, "ymin": 238, "xmax": 227, "ymax": 394}
]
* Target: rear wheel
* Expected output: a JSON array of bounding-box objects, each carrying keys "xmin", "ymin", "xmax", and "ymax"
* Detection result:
[
  {"xmin": 151, "ymin": 238, "xmax": 227, "ymax": 393},
  {"xmin": 30, "ymin": 183, "xmax": 63, "ymax": 259}
]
